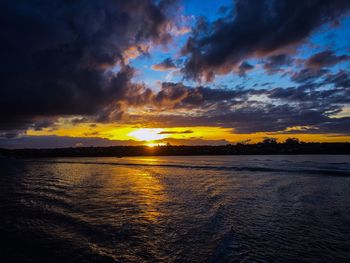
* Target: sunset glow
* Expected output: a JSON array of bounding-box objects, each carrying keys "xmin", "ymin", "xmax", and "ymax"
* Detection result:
[
  {"xmin": 128, "ymin": 129, "xmax": 166, "ymax": 142},
  {"xmin": 1, "ymin": 0, "xmax": 350, "ymax": 148},
  {"xmin": 2, "ymin": 2, "xmax": 350, "ymax": 263}
]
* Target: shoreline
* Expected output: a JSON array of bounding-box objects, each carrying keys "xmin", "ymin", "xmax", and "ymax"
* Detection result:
[{"xmin": 1, "ymin": 143, "xmax": 350, "ymax": 158}]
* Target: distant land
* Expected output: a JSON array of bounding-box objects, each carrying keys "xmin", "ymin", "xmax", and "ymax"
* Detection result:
[{"xmin": 1, "ymin": 140, "xmax": 350, "ymax": 157}]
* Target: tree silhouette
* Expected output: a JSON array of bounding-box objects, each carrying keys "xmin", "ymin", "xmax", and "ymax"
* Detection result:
[
  {"xmin": 262, "ymin": 137, "xmax": 278, "ymax": 144},
  {"xmin": 285, "ymin": 138, "xmax": 300, "ymax": 145}
]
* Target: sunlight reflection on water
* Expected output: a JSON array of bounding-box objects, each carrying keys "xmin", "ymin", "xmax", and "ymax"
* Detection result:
[{"xmin": 1, "ymin": 155, "xmax": 350, "ymax": 262}]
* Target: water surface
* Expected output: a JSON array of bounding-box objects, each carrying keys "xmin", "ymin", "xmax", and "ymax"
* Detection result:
[{"xmin": 1, "ymin": 155, "xmax": 350, "ymax": 262}]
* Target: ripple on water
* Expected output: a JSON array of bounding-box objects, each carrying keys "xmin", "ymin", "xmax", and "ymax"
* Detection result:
[{"xmin": 1, "ymin": 156, "xmax": 350, "ymax": 262}]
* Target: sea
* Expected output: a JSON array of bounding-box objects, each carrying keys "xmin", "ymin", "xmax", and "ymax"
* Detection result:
[{"xmin": 1, "ymin": 155, "xmax": 350, "ymax": 262}]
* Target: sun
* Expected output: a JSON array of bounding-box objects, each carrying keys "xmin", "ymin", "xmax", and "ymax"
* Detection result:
[{"xmin": 128, "ymin": 128, "xmax": 166, "ymax": 142}]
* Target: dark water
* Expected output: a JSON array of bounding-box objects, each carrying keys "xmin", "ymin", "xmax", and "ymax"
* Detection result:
[{"xmin": 1, "ymin": 155, "xmax": 350, "ymax": 262}]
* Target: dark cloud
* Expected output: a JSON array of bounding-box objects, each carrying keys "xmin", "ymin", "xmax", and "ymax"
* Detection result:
[
  {"xmin": 268, "ymin": 85, "xmax": 350, "ymax": 104},
  {"xmin": 71, "ymin": 117, "xmax": 90, "ymax": 126},
  {"xmin": 151, "ymin": 58, "xmax": 177, "ymax": 71},
  {"xmin": 182, "ymin": 0, "xmax": 350, "ymax": 81},
  {"xmin": 263, "ymin": 54, "xmax": 293, "ymax": 74},
  {"xmin": 305, "ymin": 50, "xmax": 350, "ymax": 69},
  {"xmin": 145, "ymin": 104, "xmax": 349, "ymax": 134},
  {"xmin": 124, "ymin": 81, "xmax": 350, "ymax": 134},
  {"xmin": 291, "ymin": 68, "xmax": 329, "ymax": 83},
  {"xmin": 323, "ymin": 70, "xmax": 350, "ymax": 88},
  {"xmin": 0, "ymin": 0, "xmax": 175, "ymax": 133},
  {"xmin": 151, "ymin": 82, "xmax": 249, "ymax": 109},
  {"xmin": 238, "ymin": 61, "xmax": 254, "ymax": 77},
  {"xmin": 316, "ymin": 117, "xmax": 350, "ymax": 134},
  {"xmin": 158, "ymin": 130, "xmax": 193, "ymax": 134},
  {"xmin": 127, "ymin": 106, "xmax": 332, "ymax": 134},
  {"xmin": 1, "ymin": 0, "xmax": 349, "ymax": 142},
  {"xmin": 0, "ymin": 131, "xmax": 21, "ymax": 139}
]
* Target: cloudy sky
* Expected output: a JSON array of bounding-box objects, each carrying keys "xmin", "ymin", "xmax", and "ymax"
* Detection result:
[{"xmin": 1, "ymin": 0, "xmax": 350, "ymax": 148}]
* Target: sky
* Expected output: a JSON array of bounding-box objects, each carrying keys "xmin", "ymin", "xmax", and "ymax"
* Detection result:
[{"xmin": 1, "ymin": 0, "xmax": 350, "ymax": 148}]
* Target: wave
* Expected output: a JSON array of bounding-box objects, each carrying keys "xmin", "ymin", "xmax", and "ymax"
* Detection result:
[{"xmin": 28, "ymin": 159, "xmax": 350, "ymax": 176}]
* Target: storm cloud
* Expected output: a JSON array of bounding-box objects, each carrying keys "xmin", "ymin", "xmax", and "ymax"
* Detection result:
[
  {"xmin": 0, "ymin": 0, "xmax": 175, "ymax": 133},
  {"xmin": 182, "ymin": 0, "xmax": 350, "ymax": 81},
  {"xmin": 263, "ymin": 54, "xmax": 293, "ymax": 74},
  {"xmin": 0, "ymin": 0, "xmax": 349, "ymax": 145},
  {"xmin": 305, "ymin": 50, "xmax": 350, "ymax": 69},
  {"xmin": 124, "ymin": 78, "xmax": 350, "ymax": 134}
]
